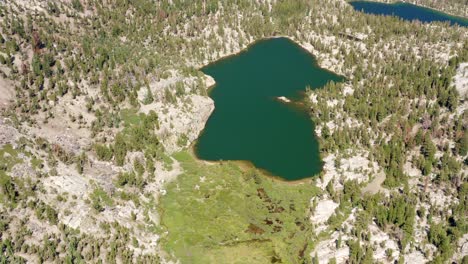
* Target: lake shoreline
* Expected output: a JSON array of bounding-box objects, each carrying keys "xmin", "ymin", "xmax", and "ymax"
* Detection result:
[
  {"xmin": 188, "ymin": 142, "xmax": 315, "ymax": 185},
  {"xmin": 348, "ymin": 0, "xmax": 468, "ymax": 22},
  {"xmin": 190, "ymin": 36, "xmax": 341, "ymax": 183}
]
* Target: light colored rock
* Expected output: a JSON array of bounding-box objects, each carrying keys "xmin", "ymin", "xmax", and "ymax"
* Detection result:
[
  {"xmin": 428, "ymin": 188, "xmax": 457, "ymax": 209},
  {"xmin": 204, "ymin": 75, "xmax": 216, "ymax": 88},
  {"xmin": 0, "ymin": 119, "xmax": 20, "ymax": 148},
  {"xmin": 311, "ymin": 231, "xmax": 350, "ymax": 264},
  {"xmin": 369, "ymin": 223, "xmax": 399, "ymax": 262},
  {"xmin": 139, "ymin": 73, "xmax": 215, "ymax": 153},
  {"xmin": 318, "ymin": 154, "xmax": 339, "ymax": 190},
  {"xmin": 453, "ymin": 233, "xmax": 468, "ymax": 261},
  {"xmin": 309, "ymin": 93, "xmax": 318, "ymax": 104},
  {"xmin": 318, "ymin": 151, "xmax": 379, "ymax": 191},
  {"xmin": 10, "ymin": 162, "xmax": 36, "ymax": 178},
  {"xmin": 152, "ymin": 94, "xmax": 214, "ymax": 153},
  {"xmin": 404, "ymin": 250, "xmax": 427, "ymax": 264},
  {"xmin": 404, "ymin": 161, "xmax": 422, "ymax": 178},
  {"xmin": 343, "ymin": 84, "xmax": 354, "ymax": 95},
  {"xmin": 310, "ymin": 198, "xmax": 338, "ymax": 233},
  {"xmin": 277, "ymin": 96, "xmax": 291, "ymax": 103},
  {"xmin": 0, "ymin": 75, "xmax": 15, "ymax": 110},
  {"xmin": 43, "ymin": 164, "xmax": 89, "ymax": 198},
  {"xmin": 453, "ymin": 62, "xmax": 468, "ymax": 99},
  {"xmin": 42, "ymin": 163, "xmax": 90, "ymax": 230}
]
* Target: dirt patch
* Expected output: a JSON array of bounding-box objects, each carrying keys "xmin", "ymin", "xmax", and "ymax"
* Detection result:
[
  {"xmin": 246, "ymin": 223, "xmax": 265, "ymax": 235},
  {"xmin": 0, "ymin": 76, "xmax": 15, "ymax": 110},
  {"xmin": 362, "ymin": 171, "xmax": 386, "ymax": 194}
]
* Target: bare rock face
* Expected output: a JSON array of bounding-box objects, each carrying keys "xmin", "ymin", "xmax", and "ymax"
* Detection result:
[
  {"xmin": 156, "ymin": 94, "xmax": 215, "ymax": 153},
  {"xmin": 0, "ymin": 76, "xmax": 15, "ymax": 110},
  {"xmin": 453, "ymin": 62, "xmax": 468, "ymax": 99},
  {"xmin": 204, "ymin": 75, "xmax": 215, "ymax": 88},
  {"xmin": 0, "ymin": 118, "xmax": 20, "ymax": 148},
  {"xmin": 453, "ymin": 234, "xmax": 468, "ymax": 261},
  {"xmin": 311, "ymin": 231, "xmax": 350, "ymax": 264},
  {"xmin": 140, "ymin": 92, "xmax": 215, "ymax": 153},
  {"xmin": 310, "ymin": 198, "xmax": 339, "ymax": 233},
  {"xmin": 318, "ymin": 151, "xmax": 380, "ymax": 191},
  {"xmin": 368, "ymin": 223, "xmax": 400, "ymax": 261},
  {"xmin": 10, "ymin": 162, "xmax": 36, "ymax": 178},
  {"xmin": 138, "ymin": 73, "xmax": 216, "ymax": 153},
  {"xmin": 54, "ymin": 134, "xmax": 89, "ymax": 155}
]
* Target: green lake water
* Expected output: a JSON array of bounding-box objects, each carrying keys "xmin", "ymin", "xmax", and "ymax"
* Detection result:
[{"xmin": 195, "ymin": 37, "xmax": 343, "ymax": 181}]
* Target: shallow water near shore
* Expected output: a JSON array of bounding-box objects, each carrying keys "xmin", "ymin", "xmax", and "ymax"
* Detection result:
[
  {"xmin": 349, "ymin": 1, "xmax": 468, "ymax": 27},
  {"xmin": 195, "ymin": 37, "xmax": 343, "ymax": 181}
]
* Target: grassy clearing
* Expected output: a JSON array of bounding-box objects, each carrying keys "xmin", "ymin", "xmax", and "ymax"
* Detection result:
[
  {"xmin": 0, "ymin": 144, "xmax": 21, "ymax": 171},
  {"xmin": 159, "ymin": 151, "xmax": 320, "ymax": 263},
  {"xmin": 120, "ymin": 108, "xmax": 141, "ymax": 127}
]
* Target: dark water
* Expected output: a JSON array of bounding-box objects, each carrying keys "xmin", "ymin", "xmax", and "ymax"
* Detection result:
[
  {"xmin": 195, "ymin": 38, "xmax": 343, "ymax": 181},
  {"xmin": 350, "ymin": 1, "xmax": 468, "ymax": 27}
]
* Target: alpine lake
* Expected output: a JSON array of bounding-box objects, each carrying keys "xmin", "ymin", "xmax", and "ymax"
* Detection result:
[
  {"xmin": 194, "ymin": 37, "xmax": 343, "ymax": 181},
  {"xmin": 195, "ymin": 2, "xmax": 467, "ymax": 181},
  {"xmin": 349, "ymin": 1, "xmax": 468, "ymax": 27}
]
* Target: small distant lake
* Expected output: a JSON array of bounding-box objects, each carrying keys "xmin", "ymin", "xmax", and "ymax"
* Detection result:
[
  {"xmin": 195, "ymin": 37, "xmax": 343, "ymax": 181},
  {"xmin": 349, "ymin": 1, "xmax": 468, "ymax": 27}
]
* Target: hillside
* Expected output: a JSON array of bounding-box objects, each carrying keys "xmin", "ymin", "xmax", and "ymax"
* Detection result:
[{"xmin": 0, "ymin": 0, "xmax": 467, "ymax": 263}]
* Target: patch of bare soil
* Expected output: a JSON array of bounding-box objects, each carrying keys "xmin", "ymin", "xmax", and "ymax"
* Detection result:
[{"xmin": 0, "ymin": 76, "xmax": 15, "ymax": 110}]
